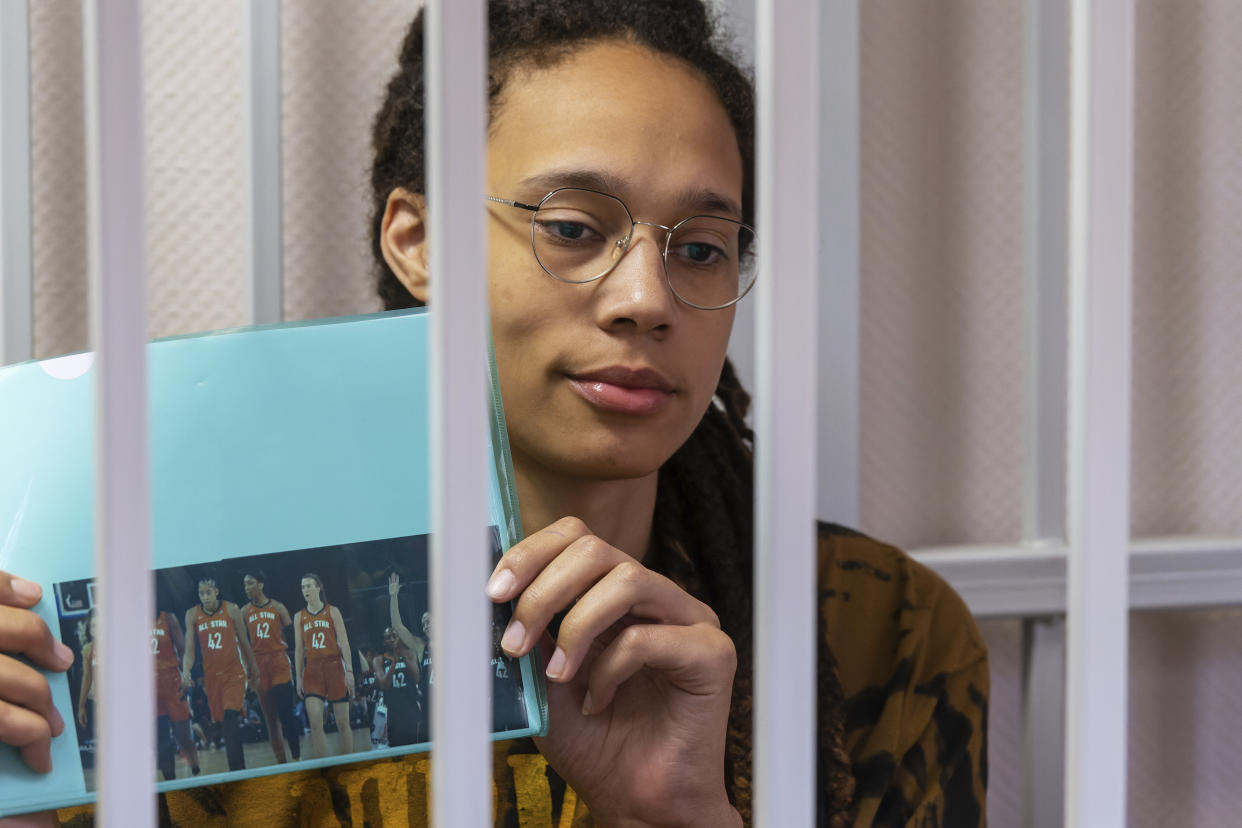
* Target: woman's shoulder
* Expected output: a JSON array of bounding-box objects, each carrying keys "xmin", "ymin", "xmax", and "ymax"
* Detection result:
[
  {"xmin": 816, "ymin": 522, "xmax": 989, "ymax": 826},
  {"xmin": 816, "ymin": 521, "xmax": 986, "ymax": 689}
]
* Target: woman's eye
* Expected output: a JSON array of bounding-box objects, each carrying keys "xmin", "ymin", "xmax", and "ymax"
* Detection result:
[
  {"xmin": 534, "ymin": 218, "xmax": 605, "ymax": 245},
  {"xmin": 551, "ymin": 221, "xmax": 587, "ymax": 240},
  {"xmin": 673, "ymin": 241, "xmax": 728, "ymax": 267}
]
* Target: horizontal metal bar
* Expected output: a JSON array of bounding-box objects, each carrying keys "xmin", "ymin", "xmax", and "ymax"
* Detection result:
[{"xmin": 912, "ymin": 536, "xmax": 1242, "ymax": 617}]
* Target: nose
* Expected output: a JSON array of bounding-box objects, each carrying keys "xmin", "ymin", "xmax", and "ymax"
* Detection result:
[{"xmin": 594, "ymin": 226, "xmax": 677, "ymax": 336}]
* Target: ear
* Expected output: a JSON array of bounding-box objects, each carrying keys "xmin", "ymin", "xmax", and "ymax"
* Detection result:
[{"xmin": 380, "ymin": 188, "xmax": 430, "ymax": 304}]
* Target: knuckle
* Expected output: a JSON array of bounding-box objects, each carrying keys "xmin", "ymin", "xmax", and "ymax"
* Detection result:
[
  {"xmin": 617, "ymin": 623, "xmax": 651, "ymax": 651},
  {"xmin": 557, "ymin": 516, "xmax": 589, "ymax": 538},
  {"xmin": 512, "ymin": 584, "xmax": 546, "ymax": 620},
  {"xmin": 611, "ymin": 560, "xmax": 646, "ymax": 588},
  {"xmin": 0, "ymin": 701, "xmax": 48, "ymax": 746},
  {"xmin": 705, "ymin": 628, "xmax": 738, "ymax": 672},
  {"xmin": 575, "ymin": 534, "xmax": 608, "ymax": 560}
]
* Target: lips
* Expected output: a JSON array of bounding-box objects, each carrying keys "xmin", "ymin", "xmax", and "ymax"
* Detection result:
[{"xmin": 566, "ymin": 366, "xmax": 676, "ymax": 415}]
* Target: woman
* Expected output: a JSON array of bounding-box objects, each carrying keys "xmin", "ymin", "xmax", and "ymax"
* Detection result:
[
  {"xmin": 74, "ymin": 610, "xmax": 97, "ymax": 740},
  {"xmin": 151, "ymin": 608, "xmax": 199, "ymax": 779},
  {"xmin": 372, "ymin": 572, "xmax": 427, "ymax": 747},
  {"xmin": 181, "ymin": 577, "xmax": 259, "ymax": 772},
  {"xmin": 0, "ymin": 2, "xmax": 986, "ymax": 825},
  {"xmin": 239, "ymin": 569, "xmax": 302, "ymax": 764},
  {"xmin": 292, "ymin": 573, "xmax": 355, "ymax": 758}
]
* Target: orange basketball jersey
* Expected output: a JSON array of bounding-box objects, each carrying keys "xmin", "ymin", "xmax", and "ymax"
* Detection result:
[
  {"xmin": 244, "ymin": 602, "xmax": 287, "ymax": 656},
  {"xmin": 152, "ymin": 612, "xmax": 180, "ymax": 673},
  {"xmin": 193, "ymin": 602, "xmax": 244, "ymax": 680},
  {"xmin": 299, "ymin": 604, "xmax": 341, "ymax": 661}
]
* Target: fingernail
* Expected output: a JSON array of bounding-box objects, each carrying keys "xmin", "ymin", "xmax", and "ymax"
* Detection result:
[
  {"xmin": 10, "ymin": 576, "xmax": 40, "ymax": 601},
  {"xmin": 545, "ymin": 647, "xmax": 567, "ymax": 681},
  {"xmin": 54, "ymin": 640, "xmax": 74, "ymax": 666},
  {"xmin": 50, "ymin": 706, "xmax": 65, "ymax": 735},
  {"xmin": 581, "ymin": 691, "xmax": 594, "ymax": 716},
  {"xmin": 500, "ymin": 619, "xmax": 526, "ymax": 655},
  {"xmin": 485, "ymin": 568, "xmax": 516, "ymax": 600}
]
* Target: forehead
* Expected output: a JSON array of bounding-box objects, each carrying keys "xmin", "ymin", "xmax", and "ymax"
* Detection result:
[{"xmin": 488, "ymin": 40, "xmax": 743, "ymax": 218}]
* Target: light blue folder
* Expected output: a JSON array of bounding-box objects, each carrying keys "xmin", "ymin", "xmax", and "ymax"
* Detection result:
[{"xmin": 0, "ymin": 309, "xmax": 543, "ymax": 816}]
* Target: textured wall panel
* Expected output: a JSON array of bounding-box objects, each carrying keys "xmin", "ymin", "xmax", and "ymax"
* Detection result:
[
  {"xmin": 142, "ymin": 0, "xmax": 250, "ymax": 338},
  {"xmin": 858, "ymin": 1, "xmax": 1026, "ymax": 548},
  {"xmin": 280, "ymin": 1, "xmax": 410, "ymax": 321},
  {"xmin": 978, "ymin": 618, "xmax": 1023, "ymax": 828},
  {"xmin": 1128, "ymin": 608, "xmax": 1242, "ymax": 828},
  {"xmin": 1131, "ymin": 0, "xmax": 1242, "ymax": 537},
  {"xmin": 29, "ymin": 0, "xmax": 89, "ymax": 359}
]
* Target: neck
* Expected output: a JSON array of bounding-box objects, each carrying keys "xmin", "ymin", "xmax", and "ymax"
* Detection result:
[
  {"xmin": 307, "ymin": 599, "xmax": 323, "ymax": 612},
  {"xmin": 513, "ymin": 460, "xmax": 659, "ymax": 562}
]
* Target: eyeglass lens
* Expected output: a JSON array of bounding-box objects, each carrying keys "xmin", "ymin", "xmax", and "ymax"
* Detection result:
[{"xmin": 530, "ymin": 189, "xmax": 757, "ymax": 309}]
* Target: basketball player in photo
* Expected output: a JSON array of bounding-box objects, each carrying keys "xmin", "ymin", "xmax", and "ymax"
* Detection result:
[
  {"xmin": 293, "ymin": 573, "xmax": 355, "ymax": 758},
  {"xmin": 152, "ymin": 609, "xmax": 200, "ymax": 779},
  {"xmin": 240, "ymin": 569, "xmax": 302, "ymax": 763},
  {"xmin": 372, "ymin": 572, "xmax": 427, "ymax": 746},
  {"xmin": 181, "ymin": 577, "xmax": 259, "ymax": 772}
]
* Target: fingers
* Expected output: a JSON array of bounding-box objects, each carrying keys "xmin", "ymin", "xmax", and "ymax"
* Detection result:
[
  {"xmin": 487, "ymin": 517, "xmax": 720, "ymax": 688},
  {"xmin": 580, "ymin": 623, "xmax": 736, "ymax": 716},
  {"xmin": 0, "ymin": 698, "xmax": 54, "ymax": 774},
  {"xmin": 0, "ymin": 606, "xmax": 74, "ymax": 673},
  {"xmin": 544, "ymin": 566, "xmax": 717, "ymax": 683},
  {"xmin": 497, "ymin": 533, "xmax": 628, "ymax": 658},
  {"xmin": 0, "ymin": 572, "xmax": 43, "ymax": 610},
  {"xmin": 0, "ymin": 654, "xmax": 63, "ymax": 738},
  {"xmin": 486, "ymin": 516, "xmax": 594, "ymax": 602}
]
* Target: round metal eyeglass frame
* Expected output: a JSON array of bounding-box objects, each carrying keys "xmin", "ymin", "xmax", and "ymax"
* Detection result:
[{"xmin": 484, "ymin": 187, "xmax": 757, "ymax": 311}]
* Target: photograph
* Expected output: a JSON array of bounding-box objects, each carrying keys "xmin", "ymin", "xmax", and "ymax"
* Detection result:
[{"xmin": 52, "ymin": 527, "xmax": 525, "ymax": 789}]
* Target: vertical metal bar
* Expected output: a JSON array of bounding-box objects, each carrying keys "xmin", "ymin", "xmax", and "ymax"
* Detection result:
[
  {"xmin": 83, "ymin": 0, "xmax": 154, "ymax": 824},
  {"xmin": 1022, "ymin": 0, "xmax": 1070, "ymax": 544},
  {"xmin": 245, "ymin": 0, "xmax": 282, "ymax": 325},
  {"xmin": 1022, "ymin": 617, "xmax": 1066, "ymax": 828},
  {"xmin": 816, "ymin": 0, "xmax": 860, "ymax": 527},
  {"xmin": 754, "ymin": 0, "xmax": 820, "ymax": 824},
  {"xmin": 0, "ymin": 0, "xmax": 33, "ymax": 366},
  {"xmin": 1064, "ymin": 1, "xmax": 1134, "ymax": 826},
  {"xmin": 424, "ymin": 1, "xmax": 489, "ymax": 826}
]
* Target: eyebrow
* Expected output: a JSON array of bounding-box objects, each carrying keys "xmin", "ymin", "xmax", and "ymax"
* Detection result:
[{"xmin": 514, "ymin": 168, "xmax": 743, "ymax": 220}]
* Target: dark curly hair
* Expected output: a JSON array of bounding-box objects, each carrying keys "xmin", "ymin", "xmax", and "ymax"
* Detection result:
[{"xmin": 369, "ymin": 2, "xmax": 851, "ymax": 824}]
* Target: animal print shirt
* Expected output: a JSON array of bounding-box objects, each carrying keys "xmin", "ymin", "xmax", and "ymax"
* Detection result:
[{"xmin": 57, "ymin": 525, "xmax": 987, "ymax": 827}]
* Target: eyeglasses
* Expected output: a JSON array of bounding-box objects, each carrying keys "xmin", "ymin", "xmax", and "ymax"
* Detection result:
[{"xmin": 485, "ymin": 187, "xmax": 757, "ymax": 311}]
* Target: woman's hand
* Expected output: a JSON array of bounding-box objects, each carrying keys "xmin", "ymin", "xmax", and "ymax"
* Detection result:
[
  {"xmin": 0, "ymin": 571, "xmax": 74, "ymax": 774},
  {"xmin": 486, "ymin": 518, "xmax": 742, "ymax": 828}
]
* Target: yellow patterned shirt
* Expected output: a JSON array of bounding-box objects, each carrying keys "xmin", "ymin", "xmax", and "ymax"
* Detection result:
[{"xmin": 57, "ymin": 524, "xmax": 987, "ymax": 827}]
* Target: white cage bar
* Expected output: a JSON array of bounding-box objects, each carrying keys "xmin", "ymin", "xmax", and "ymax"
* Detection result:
[
  {"xmin": 0, "ymin": 0, "xmax": 33, "ymax": 366},
  {"xmin": 424, "ymin": 1, "xmax": 491, "ymax": 826},
  {"xmin": 84, "ymin": 0, "xmax": 156, "ymax": 824},
  {"xmin": 753, "ymin": 0, "xmax": 821, "ymax": 824},
  {"xmin": 244, "ymin": 0, "xmax": 283, "ymax": 326},
  {"xmin": 816, "ymin": 0, "xmax": 861, "ymax": 529},
  {"xmin": 1064, "ymin": 0, "xmax": 1134, "ymax": 825}
]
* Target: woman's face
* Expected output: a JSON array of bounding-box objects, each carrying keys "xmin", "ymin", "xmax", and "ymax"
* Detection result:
[
  {"xmin": 243, "ymin": 575, "xmax": 262, "ymax": 601},
  {"xmin": 301, "ymin": 577, "xmax": 319, "ymax": 605},
  {"xmin": 198, "ymin": 583, "xmax": 220, "ymax": 613},
  {"xmin": 484, "ymin": 41, "xmax": 743, "ymax": 482}
]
